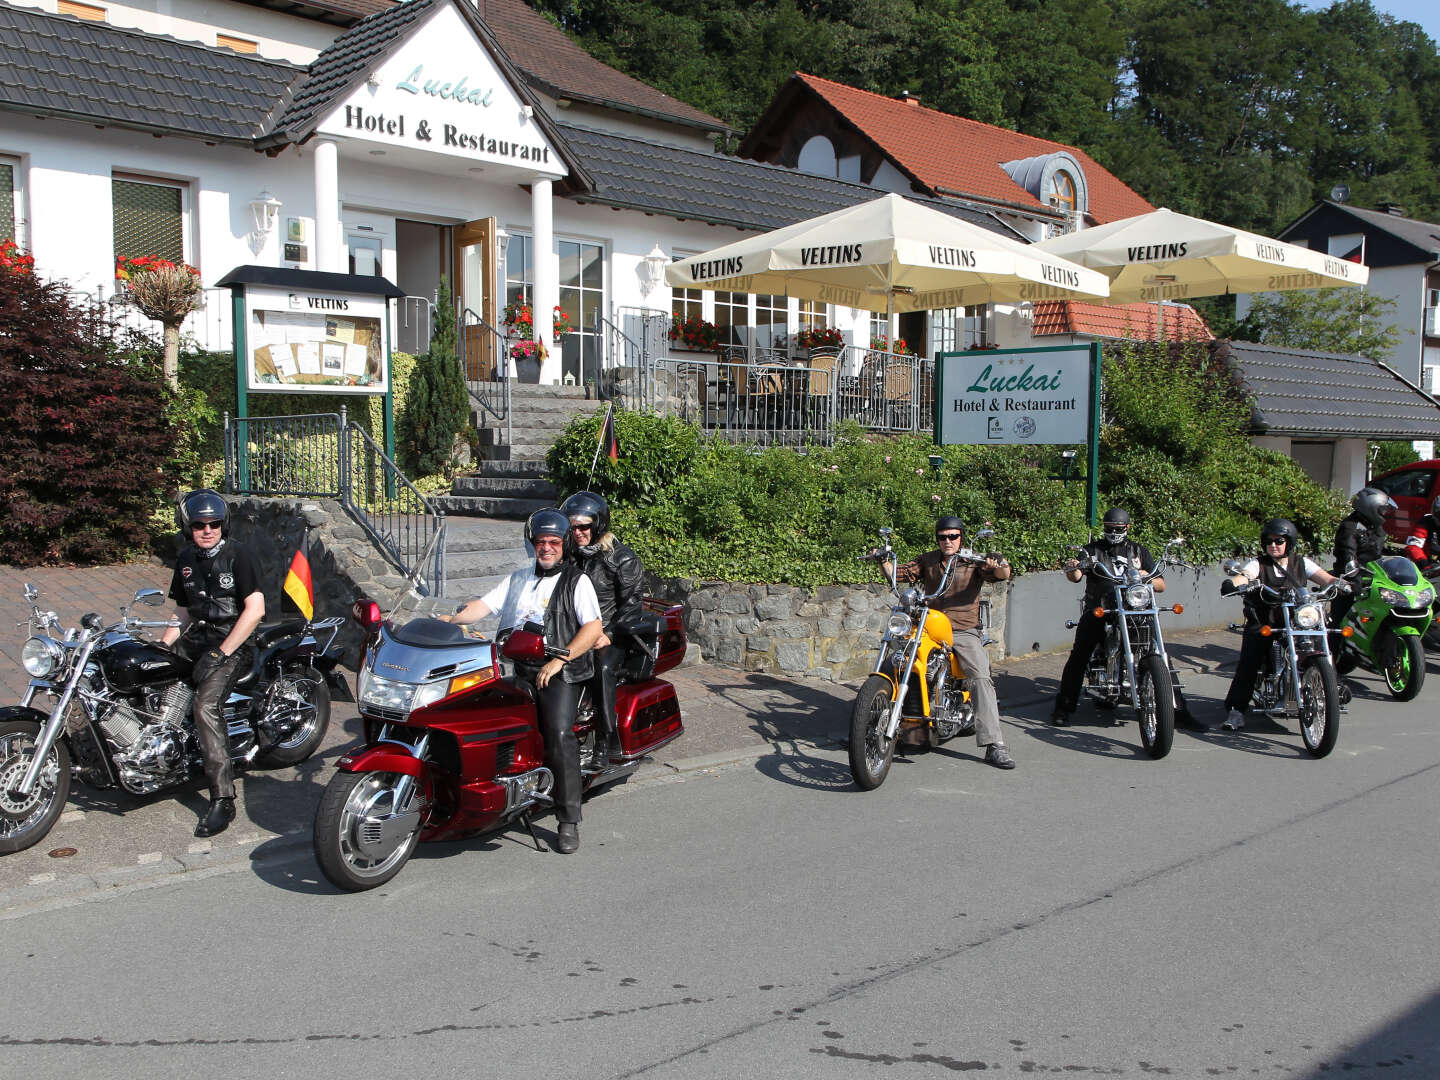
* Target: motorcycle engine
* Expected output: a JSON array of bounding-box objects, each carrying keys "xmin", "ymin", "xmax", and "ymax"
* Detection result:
[{"xmin": 99, "ymin": 683, "xmax": 194, "ymax": 794}]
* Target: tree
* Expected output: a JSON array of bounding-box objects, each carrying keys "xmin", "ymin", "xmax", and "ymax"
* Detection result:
[
  {"xmin": 398, "ymin": 278, "xmax": 471, "ymax": 478},
  {"xmin": 1234, "ymin": 287, "xmax": 1400, "ymax": 360}
]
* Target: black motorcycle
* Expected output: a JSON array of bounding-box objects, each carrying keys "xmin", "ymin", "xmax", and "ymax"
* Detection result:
[{"xmin": 0, "ymin": 583, "xmax": 351, "ymax": 854}]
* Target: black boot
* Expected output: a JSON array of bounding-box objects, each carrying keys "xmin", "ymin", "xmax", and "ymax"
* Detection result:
[
  {"xmin": 195, "ymin": 795, "xmax": 236, "ymax": 838},
  {"xmin": 554, "ymin": 821, "xmax": 580, "ymax": 854}
]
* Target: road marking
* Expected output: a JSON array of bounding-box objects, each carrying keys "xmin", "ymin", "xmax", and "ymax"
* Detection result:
[
  {"xmin": 29, "ymin": 873, "xmax": 56, "ymax": 885},
  {"xmin": 137, "ymin": 851, "xmax": 162, "ymax": 865}
]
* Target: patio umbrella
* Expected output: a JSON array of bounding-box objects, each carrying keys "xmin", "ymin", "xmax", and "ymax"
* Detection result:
[
  {"xmin": 1034, "ymin": 207, "xmax": 1369, "ymax": 303},
  {"xmin": 664, "ymin": 193, "xmax": 1111, "ymax": 313}
]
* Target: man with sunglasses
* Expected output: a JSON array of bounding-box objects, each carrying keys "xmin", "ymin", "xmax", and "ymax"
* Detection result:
[
  {"xmin": 884, "ymin": 516, "xmax": 1015, "ymax": 769},
  {"xmin": 161, "ymin": 489, "xmax": 265, "ymax": 837},
  {"xmin": 444, "ymin": 509, "xmax": 603, "ymax": 854}
]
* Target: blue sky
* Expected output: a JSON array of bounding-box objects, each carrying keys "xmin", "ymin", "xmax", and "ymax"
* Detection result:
[{"xmin": 1302, "ymin": 0, "xmax": 1440, "ymax": 42}]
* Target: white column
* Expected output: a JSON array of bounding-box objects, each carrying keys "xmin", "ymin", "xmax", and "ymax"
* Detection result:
[
  {"xmin": 531, "ymin": 177, "xmax": 559, "ymax": 383},
  {"xmin": 313, "ymin": 138, "xmax": 343, "ymax": 273}
]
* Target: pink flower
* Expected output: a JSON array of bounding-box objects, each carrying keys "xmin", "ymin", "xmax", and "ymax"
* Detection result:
[
  {"xmin": 931, "ymin": 494, "xmax": 941, "ymax": 502},
  {"xmin": 883, "ymin": 455, "xmax": 891, "ymax": 463}
]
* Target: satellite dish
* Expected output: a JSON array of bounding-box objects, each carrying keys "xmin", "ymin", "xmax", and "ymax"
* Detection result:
[{"xmin": 1331, "ymin": 184, "xmax": 1350, "ymax": 203}]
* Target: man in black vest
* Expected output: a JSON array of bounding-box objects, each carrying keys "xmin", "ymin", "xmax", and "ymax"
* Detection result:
[
  {"xmin": 161, "ymin": 489, "xmax": 265, "ymax": 837},
  {"xmin": 444, "ymin": 509, "xmax": 603, "ymax": 854}
]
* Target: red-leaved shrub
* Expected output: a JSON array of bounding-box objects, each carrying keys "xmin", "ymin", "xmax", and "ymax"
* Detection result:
[{"xmin": 0, "ymin": 270, "xmax": 178, "ymax": 565}]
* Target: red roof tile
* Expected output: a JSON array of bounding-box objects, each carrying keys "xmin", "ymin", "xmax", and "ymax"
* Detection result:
[
  {"xmin": 1032, "ymin": 301, "xmax": 1213, "ymax": 342},
  {"xmin": 793, "ymin": 74, "xmax": 1153, "ymax": 224}
]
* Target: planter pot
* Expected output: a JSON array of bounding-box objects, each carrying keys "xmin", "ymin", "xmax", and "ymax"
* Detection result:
[{"xmin": 514, "ymin": 355, "xmax": 542, "ymax": 383}]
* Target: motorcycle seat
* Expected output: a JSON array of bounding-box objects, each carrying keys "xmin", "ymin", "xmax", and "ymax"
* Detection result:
[{"xmin": 255, "ymin": 619, "xmax": 310, "ymax": 647}]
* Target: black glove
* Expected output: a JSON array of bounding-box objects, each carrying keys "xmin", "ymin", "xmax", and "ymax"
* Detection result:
[
  {"xmin": 1336, "ymin": 580, "xmax": 1353, "ymax": 595},
  {"xmin": 1220, "ymin": 579, "xmax": 1239, "ymax": 596}
]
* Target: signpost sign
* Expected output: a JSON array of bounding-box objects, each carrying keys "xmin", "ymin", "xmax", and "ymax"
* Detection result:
[{"xmin": 935, "ymin": 343, "xmax": 1103, "ymax": 524}]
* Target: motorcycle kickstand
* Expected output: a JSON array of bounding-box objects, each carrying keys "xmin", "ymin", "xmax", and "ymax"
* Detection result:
[{"xmin": 519, "ymin": 812, "xmax": 544, "ymax": 852}]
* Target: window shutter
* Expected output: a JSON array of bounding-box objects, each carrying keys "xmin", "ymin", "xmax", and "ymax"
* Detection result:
[{"xmin": 112, "ymin": 179, "xmax": 183, "ymax": 262}]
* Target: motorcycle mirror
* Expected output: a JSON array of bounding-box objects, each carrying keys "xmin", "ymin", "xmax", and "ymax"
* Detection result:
[
  {"xmin": 879, "ymin": 527, "xmax": 893, "ymax": 539},
  {"xmin": 81, "ymin": 612, "xmax": 104, "ymax": 631},
  {"xmin": 24, "ymin": 583, "xmax": 38, "ymax": 603},
  {"xmin": 1221, "ymin": 558, "xmax": 1242, "ymax": 576},
  {"xmin": 133, "ymin": 588, "xmax": 166, "ymax": 607},
  {"xmin": 973, "ymin": 528, "xmax": 995, "ymax": 541},
  {"xmin": 351, "ymin": 597, "xmax": 383, "ymax": 631}
]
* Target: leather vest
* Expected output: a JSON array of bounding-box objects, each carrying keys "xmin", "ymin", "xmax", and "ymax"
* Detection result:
[
  {"xmin": 174, "ymin": 542, "xmax": 256, "ymax": 641},
  {"xmin": 1244, "ymin": 554, "xmax": 1308, "ymax": 628},
  {"xmin": 541, "ymin": 564, "xmax": 596, "ymax": 684}
]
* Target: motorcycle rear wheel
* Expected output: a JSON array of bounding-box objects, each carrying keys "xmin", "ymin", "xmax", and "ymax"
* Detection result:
[
  {"xmin": 1381, "ymin": 632, "xmax": 1425, "ymax": 701},
  {"xmin": 313, "ymin": 770, "xmax": 422, "ymax": 891},
  {"xmin": 1135, "ymin": 654, "xmax": 1175, "ymax": 760},
  {"xmin": 256, "ymin": 672, "xmax": 331, "ymax": 767},
  {"xmin": 849, "ymin": 675, "xmax": 898, "ymax": 790},
  {"xmin": 0, "ymin": 720, "xmax": 71, "ymax": 855},
  {"xmin": 1297, "ymin": 659, "xmax": 1340, "ymax": 758}
]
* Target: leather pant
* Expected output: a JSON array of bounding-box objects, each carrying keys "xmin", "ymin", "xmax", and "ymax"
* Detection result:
[
  {"xmin": 174, "ymin": 632, "xmax": 251, "ymax": 798},
  {"xmin": 586, "ymin": 645, "xmax": 621, "ymax": 751},
  {"xmin": 534, "ymin": 678, "xmax": 582, "ymax": 824}
]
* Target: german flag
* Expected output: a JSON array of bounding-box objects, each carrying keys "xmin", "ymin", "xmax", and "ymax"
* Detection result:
[
  {"xmin": 283, "ymin": 531, "xmax": 314, "ymax": 621},
  {"xmin": 599, "ymin": 404, "xmax": 619, "ymax": 462}
]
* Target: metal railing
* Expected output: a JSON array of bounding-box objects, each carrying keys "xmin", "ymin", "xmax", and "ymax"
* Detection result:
[
  {"xmin": 223, "ymin": 409, "xmax": 446, "ymax": 597},
  {"xmin": 394, "ymin": 295, "xmax": 433, "ymax": 355},
  {"xmin": 458, "ymin": 305, "xmax": 511, "ymax": 448}
]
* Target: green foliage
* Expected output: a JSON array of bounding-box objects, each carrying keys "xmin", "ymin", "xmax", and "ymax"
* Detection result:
[
  {"xmin": 1370, "ymin": 440, "xmax": 1420, "ymax": 475},
  {"xmin": 397, "ymin": 278, "xmax": 470, "ymax": 477},
  {"xmin": 1234, "ymin": 288, "xmax": 1402, "ymax": 360},
  {"xmin": 544, "ymin": 343, "xmax": 1348, "ymax": 583}
]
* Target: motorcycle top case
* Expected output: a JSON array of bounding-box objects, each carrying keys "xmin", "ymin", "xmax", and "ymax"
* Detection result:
[
  {"xmin": 99, "ymin": 637, "xmax": 191, "ymax": 691},
  {"xmin": 619, "ymin": 602, "xmax": 687, "ymax": 681}
]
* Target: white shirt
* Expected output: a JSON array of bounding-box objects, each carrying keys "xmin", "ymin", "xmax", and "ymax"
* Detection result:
[
  {"xmin": 481, "ymin": 565, "xmax": 601, "ymax": 632},
  {"xmin": 1237, "ymin": 556, "xmax": 1324, "ymax": 582}
]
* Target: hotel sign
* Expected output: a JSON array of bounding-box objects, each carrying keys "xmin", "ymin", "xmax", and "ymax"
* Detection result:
[{"xmin": 936, "ymin": 345, "xmax": 1094, "ymax": 445}]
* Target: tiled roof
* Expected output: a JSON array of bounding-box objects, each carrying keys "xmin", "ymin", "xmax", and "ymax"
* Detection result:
[
  {"xmin": 782, "ymin": 74, "xmax": 1154, "ymax": 224},
  {"xmin": 558, "ymin": 124, "xmax": 1020, "ymax": 237},
  {"xmin": 1032, "ymin": 301, "xmax": 1212, "ymax": 342},
  {"xmin": 1299, "ymin": 201, "xmax": 1440, "ymax": 260},
  {"xmin": 1216, "ymin": 340, "xmax": 1440, "ymax": 439},
  {"xmin": 475, "ymin": 0, "xmax": 729, "ymax": 133},
  {"xmin": 0, "ymin": 2, "xmax": 300, "ymax": 142}
]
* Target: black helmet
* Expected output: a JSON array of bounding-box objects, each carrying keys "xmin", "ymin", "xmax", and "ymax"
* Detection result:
[
  {"xmin": 1260, "ymin": 517, "xmax": 1299, "ymax": 555},
  {"xmin": 179, "ymin": 488, "xmax": 229, "ymax": 537},
  {"xmin": 1102, "ymin": 507, "xmax": 1130, "ymax": 544},
  {"xmin": 1351, "ymin": 487, "xmax": 1397, "ymax": 529},
  {"xmin": 525, "ymin": 508, "xmax": 571, "ymax": 547},
  {"xmin": 935, "ymin": 516, "xmax": 964, "ymax": 540},
  {"xmin": 560, "ymin": 490, "xmax": 609, "ymax": 537}
]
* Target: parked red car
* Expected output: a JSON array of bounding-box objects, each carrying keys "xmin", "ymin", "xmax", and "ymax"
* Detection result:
[{"xmin": 1369, "ymin": 460, "xmax": 1440, "ymax": 544}]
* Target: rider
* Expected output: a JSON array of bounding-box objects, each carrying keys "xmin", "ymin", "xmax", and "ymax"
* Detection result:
[
  {"xmin": 882, "ymin": 516, "xmax": 1016, "ymax": 770},
  {"xmin": 1331, "ymin": 487, "xmax": 1397, "ymax": 624},
  {"xmin": 1051, "ymin": 507, "xmax": 1178, "ymax": 727},
  {"xmin": 561, "ymin": 491, "xmax": 643, "ymax": 763},
  {"xmin": 444, "ymin": 509, "xmax": 603, "ymax": 854},
  {"xmin": 161, "ymin": 489, "xmax": 265, "ymax": 838},
  {"xmin": 1403, "ymin": 495, "xmax": 1440, "ymax": 569},
  {"xmin": 1221, "ymin": 517, "xmax": 1343, "ymax": 730}
]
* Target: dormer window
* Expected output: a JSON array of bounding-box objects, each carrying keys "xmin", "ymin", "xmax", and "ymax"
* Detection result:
[
  {"xmin": 1050, "ymin": 170, "xmax": 1076, "ymax": 212},
  {"xmin": 1002, "ymin": 151, "xmax": 1089, "ymax": 221}
]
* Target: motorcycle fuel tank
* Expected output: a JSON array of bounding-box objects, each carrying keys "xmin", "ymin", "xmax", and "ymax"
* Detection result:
[{"xmin": 99, "ymin": 638, "xmax": 191, "ymax": 691}]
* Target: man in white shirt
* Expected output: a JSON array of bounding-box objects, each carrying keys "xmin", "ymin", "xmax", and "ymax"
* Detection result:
[{"xmin": 445, "ymin": 509, "xmax": 603, "ymax": 853}]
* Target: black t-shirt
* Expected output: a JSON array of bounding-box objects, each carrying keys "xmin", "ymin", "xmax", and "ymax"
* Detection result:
[{"xmin": 169, "ymin": 540, "xmax": 262, "ymax": 642}]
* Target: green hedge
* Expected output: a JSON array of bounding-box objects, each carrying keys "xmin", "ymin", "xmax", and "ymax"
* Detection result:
[{"xmin": 547, "ymin": 342, "xmax": 1348, "ymax": 585}]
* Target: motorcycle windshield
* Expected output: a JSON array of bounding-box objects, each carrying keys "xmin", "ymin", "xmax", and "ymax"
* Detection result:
[{"xmin": 1378, "ymin": 556, "xmax": 1420, "ymax": 586}]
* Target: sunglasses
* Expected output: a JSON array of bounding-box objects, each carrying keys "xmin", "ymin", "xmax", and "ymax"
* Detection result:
[
  {"xmin": 191, "ymin": 521, "xmax": 222, "ymax": 533},
  {"xmin": 533, "ymin": 537, "xmax": 564, "ymax": 548},
  {"xmin": 937, "ymin": 532, "xmax": 963, "ymax": 541},
  {"xmin": 1263, "ymin": 536, "xmax": 1288, "ymax": 546},
  {"xmin": 570, "ymin": 523, "xmax": 593, "ymax": 531}
]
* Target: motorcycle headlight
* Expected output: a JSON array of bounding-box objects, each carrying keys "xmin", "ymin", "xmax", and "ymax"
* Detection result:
[
  {"xmin": 1295, "ymin": 604, "xmax": 1322, "ymax": 630},
  {"xmin": 358, "ymin": 671, "xmax": 418, "ymax": 714},
  {"xmin": 886, "ymin": 611, "xmax": 913, "ymax": 638},
  {"xmin": 1124, "ymin": 585, "xmax": 1154, "ymax": 610},
  {"xmin": 1415, "ymin": 586, "xmax": 1435, "ymax": 607},
  {"xmin": 1379, "ymin": 587, "xmax": 1405, "ymax": 607},
  {"xmin": 21, "ymin": 636, "xmax": 63, "ymax": 678}
]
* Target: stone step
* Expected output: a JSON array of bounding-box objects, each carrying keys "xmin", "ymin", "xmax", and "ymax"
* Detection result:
[
  {"xmin": 450, "ymin": 475, "xmax": 556, "ymax": 498},
  {"xmin": 443, "ymin": 544, "xmax": 532, "ymax": 575},
  {"xmin": 432, "ymin": 494, "xmax": 553, "ymax": 519},
  {"xmin": 463, "ymin": 459, "xmax": 549, "ymax": 479}
]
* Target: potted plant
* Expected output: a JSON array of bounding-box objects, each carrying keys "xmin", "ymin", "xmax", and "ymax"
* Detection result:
[
  {"xmin": 669, "ymin": 312, "xmax": 720, "ymax": 351},
  {"xmin": 795, "ymin": 326, "xmax": 846, "ymax": 353},
  {"xmin": 115, "ymin": 254, "xmax": 204, "ymax": 389},
  {"xmin": 0, "ymin": 238, "xmax": 35, "ymax": 276},
  {"xmin": 508, "ymin": 336, "xmax": 546, "ymax": 383}
]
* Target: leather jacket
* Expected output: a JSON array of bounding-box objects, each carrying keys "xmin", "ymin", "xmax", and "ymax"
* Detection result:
[
  {"xmin": 574, "ymin": 538, "xmax": 644, "ymax": 633},
  {"xmin": 1333, "ymin": 514, "xmax": 1384, "ymax": 573}
]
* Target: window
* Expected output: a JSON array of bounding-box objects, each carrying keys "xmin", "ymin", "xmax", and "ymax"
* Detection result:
[
  {"xmin": 0, "ymin": 157, "xmax": 20, "ymax": 244},
  {"xmin": 672, "ymin": 285, "xmax": 703, "ymax": 324},
  {"xmin": 504, "ymin": 232, "xmax": 534, "ymax": 311},
  {"xmin": 714, "ymin": 290, "xmax": 748, "ymax": 349},
  {"xmin": 557, "ymin": 239, "xmax": 603, "ymax": 384},
  {"xmin": 797, "ymin": 300, "xmax": 829, "ymax": 335},
  {"xmin": 1372, "ymin": 468, "xmax": 1435, "ymax": 500},
  {"xmin": 112, "ymin": 175, "xmax": 186, "ymax": 263},
  {"xmin": 216, "ymin": 33, "xmax": 258, "ymax": 53},
  {"xmin": 1050, "ymin": 170, "xmax": 1077, "ymax": 212},
  {"xmin": 348, "ymin": 232, "xmax": 382, "ymax": 276},
  {"xmin": 753, "ymin": 294, "xmax": 786, "ymax": 352},
  {"xmin": 58, "ymin": 0, "xmax": 106, "ymax": 20},
  {"xmin": 930, "ymin": 306, "xmax": 990, "ymax": 352}
]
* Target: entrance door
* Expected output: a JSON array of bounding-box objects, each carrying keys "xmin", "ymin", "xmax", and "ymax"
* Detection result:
[{"xmin": 455, "ymin": 217, "xmax": 499, "ymax": 379}]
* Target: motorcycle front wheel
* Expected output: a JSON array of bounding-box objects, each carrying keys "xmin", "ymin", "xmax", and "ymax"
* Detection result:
[
  {"xmin": 1297, "ymin": 659, "xmax": 1340, "ymax": 758},
  {"xmin": 849, "ymin": 675, "xmax": 898, "ymax": 790},
  {"xmin": 256, "ymin": 671, "xmax": 331, "ymax": 767},
  {"xmin": 1135, "ymin": 654, "xmax": 1175, "ymax": 760},
  {"xmin": 0, "ymin": 720, "xmax": 71, "ymax": 855},
  {"xmin": 1380, "ymin": 631, "xmax": 1425, "ymax": 701},
  {"xmin": 313, "ymin": 770, "xmax": 423, "ymax": 891}
]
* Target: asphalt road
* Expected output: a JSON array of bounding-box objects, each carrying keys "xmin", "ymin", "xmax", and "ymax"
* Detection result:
[{"xmin": 2, "ymin": 654, "xmax": 1437, "ymax": 1079}]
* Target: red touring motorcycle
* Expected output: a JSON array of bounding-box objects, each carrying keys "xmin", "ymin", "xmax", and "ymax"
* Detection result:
[{"xmin": 313, "ymin": 599, "xmax": 686, "ymax": 890}]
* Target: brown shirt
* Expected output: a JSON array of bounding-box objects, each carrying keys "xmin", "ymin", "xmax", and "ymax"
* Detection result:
[{"xmin": 895, "ymin": 549, "xmax": 1000, "ymax": 632}]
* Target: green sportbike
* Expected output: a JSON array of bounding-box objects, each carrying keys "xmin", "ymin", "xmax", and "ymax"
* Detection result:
[{"xmin": 1334, "ymin": 555, "xmax": 1434, "ymax": 700}]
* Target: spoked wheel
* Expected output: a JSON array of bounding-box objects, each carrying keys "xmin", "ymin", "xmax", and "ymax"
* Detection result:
[
  {"xmin": 256, "ymin": 671, "xmax": 331, "ymax": 767},
  {"xmin": 313, "ymin": 770, "xmax": 424, "ymax": 891},
  {"xmin": 1381, "ymin": 632, "xmax": 1425, "ymax": 701},
  {"xmin": 1135, "ymin": 653, "xmax": 1175, "ymax": 759},
  {"xmin": 1297, "ymin": 659, "xmax": 1340, "ymax": 758},
  {"xmin": 0, "ymin": 721, "xmax": 71, "ymax": 855},
  {"xmin": 849, "ymin": 675, "xmax": 898, "ymax": 790}
]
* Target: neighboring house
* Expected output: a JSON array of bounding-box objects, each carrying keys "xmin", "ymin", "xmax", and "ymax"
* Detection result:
[
  {"xmin": 1250, "ymin": 200, "xmax": 1440, "ymax": 393},
  {"xmin": 1031, "ymin": 300, "xmax": 1212, "ymax": 346},
  {"xmin": 1211, "ymin": 339, "xmax": 1440, "ymax": 495}
]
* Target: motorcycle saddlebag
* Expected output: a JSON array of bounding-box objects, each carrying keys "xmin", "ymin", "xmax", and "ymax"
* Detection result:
[{"xmin": 615, "ymin": 679, "xmax": 683, "ymax": 756}]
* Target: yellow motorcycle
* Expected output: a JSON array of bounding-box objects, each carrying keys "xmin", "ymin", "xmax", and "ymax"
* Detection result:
[{"xmin": 849, "ymin": 527, "xmax": 993, "ymax": 790}]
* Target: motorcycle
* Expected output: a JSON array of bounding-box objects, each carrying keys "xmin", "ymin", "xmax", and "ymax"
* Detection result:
[
  {"xmin": 848, "ymin": 526, "xmax": 993, "ymax": 791},
  {"xmin": 1222, "ymin": 566, "xmax": 1345, "ymax": 758},
  {"xmin": 312, "ymin": 597, "xmax": 686, "ymax": 891},
  {"xmin": 1065, "ymin": 537, "xmax": 1188, "ymax": 759},
  {"xmin": 1333, "ymin": 556, "xmax": 1433, "ymax": 700},
  {"xmin": 1, "ymin": 584, "xmax": 348, "ymax": 855}
]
